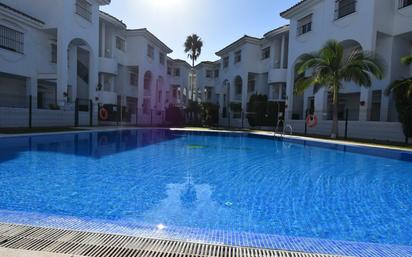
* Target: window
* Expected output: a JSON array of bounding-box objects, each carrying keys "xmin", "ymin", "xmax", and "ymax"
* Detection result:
[
  {"xmin": 223, "ymin": 56, "xmax": 229, "ymax": 68},
  {"xmin": 335, "ymin": 0, "xmax": 356, "ymax": 19},
  {"xmin": 159, "ymin": 52, "xmax": 165, "ymax": 65},
  {"xmin": 147, "ymin": 45, "xmax": 154, "ymax": 59},
  {"xmin": 205, "ymin": 88, "xmax": 212, "ymax": 100},
  {"xmin": 248, "ymin": 76, "xmax": 255, "ymax": 92},
  {"xmin": 297, "ymin": 14, "xmax": 312, "ymax": 36},
  {"xmin": 262, "ymin": 47, "xmax": 270, "ymax": 59},
  {"xmin": 116, "ymin": 37, "xmax": 125, "ymax": 51},
  {"xmin": 51, "ymin": 43, "xmax": 57, "ymax": 63},
  {"xmin": 167, "ymin": 67, "xmax": 172, "ymax": 75},
  {"xmin": 130, "ymin": 72, "xmax": 138, "ymax": 86},
  {"xmin": 399, "ymin": 0, "xmax": 412, "ymax": 8},
  {"xmin": 214, "ymin": 69, "xmax": 219, "ymax": 78},
  {"xmin": 0, "ymin": 25, "xmax": 24, "ymax": 54},
  {"xmin": 174, "ymin": 68, "xmax": 180, "ymax": 77},
  {"xmin": 76, "ymin": 0, "xmax": 92, "ymax": 21},
  {"xmin": 235, "ymin": 50, "xmax": 242, "ymax": 63},
  {"xmin": 129, "ymin": 67, "xmax": 139, "ymax": 86},
  {"xmin": 206, "ymin": 70, "xmax": 213, "ymax": 78}
]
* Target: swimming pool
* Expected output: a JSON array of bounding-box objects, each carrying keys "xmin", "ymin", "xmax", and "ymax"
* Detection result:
[{"xmin": 0, "ymin": 129, "xmax": 411, "ymax": 257}]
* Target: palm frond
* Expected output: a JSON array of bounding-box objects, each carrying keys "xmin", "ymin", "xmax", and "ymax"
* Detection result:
[
  {"xmin": 385, "ymin": 78, "xmax": 412, "ymax": 96},
  {"xmin": 183, "ymin": 34, "xmax": 203, "ymax": 64},
  {"xmin": 401, "ymin": 55, "xmax": 412, "ymax": 65},
  {"xmin": 341, "ymin": 49, "xmax": 385, "ymax": 87}
]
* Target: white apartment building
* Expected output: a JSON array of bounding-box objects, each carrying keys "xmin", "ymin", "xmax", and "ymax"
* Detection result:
[
  {"xmin": 0, "ymin": 1, "xmax": 191, "ymax": 127},
  {"xmin": 280, "ymin": 0, "xmax": 412, "ymax": 142},
  {"xmin": 195, "ymin": 61, "xmax": 221, "ymax": 104},
  {"xmin": 98, "ymin": 10, "xmax": 178, "ymax": 125},
  {"xmin": 167, "ymin": 58, "xmax": 191, "ymax": 108},
  {"xmin": 196, "ymin": 26, "xmax": 289, "ymax": 128},
  {"xmin": 0, "ymin": 0, "xmax": 110, "ymax": 127}
]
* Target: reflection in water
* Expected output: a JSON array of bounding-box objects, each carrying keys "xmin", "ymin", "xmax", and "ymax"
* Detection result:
[{"xmin": 142, "ymin": 179, "xmax": 233, "ymax": 228}]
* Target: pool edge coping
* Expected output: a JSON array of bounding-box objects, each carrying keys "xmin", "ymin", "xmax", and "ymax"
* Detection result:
[{"xmin": 0, "ymin": 126, "xmax": 411, "ymax": 154}]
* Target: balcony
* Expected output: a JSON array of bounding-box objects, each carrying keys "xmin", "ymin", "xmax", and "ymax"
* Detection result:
[
  {"xmin": 268, "ymin": 68, "xmax": 287, "ymax": 84},
  {"xmin": 99, "ymin": 57, "xmax": 118, "ymax": 75},
  {"xmin": 168, "ymin": 75, "xmax": 181, "ymax": 86},
  {"xmin": 97, "ymin": 91, "xmax": 117, "ymax": 105}
]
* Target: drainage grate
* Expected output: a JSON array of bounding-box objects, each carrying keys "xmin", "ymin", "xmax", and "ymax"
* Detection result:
[{"xmin": 0, "ymin": 223, "xmax": 348, "ymax": 257}]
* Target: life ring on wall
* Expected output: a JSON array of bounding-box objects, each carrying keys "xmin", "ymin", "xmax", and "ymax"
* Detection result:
[
  {"xmin": 99, "ymin": 108, "xmax": 109, "ymax": 121},
  {"xmin": 306, "ymin": 115, "xmax": 318, "ymax": 128}
]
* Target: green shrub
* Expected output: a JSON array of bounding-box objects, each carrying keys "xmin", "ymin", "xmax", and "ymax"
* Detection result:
[
  {"xmin": 200, "ymin": 103, "xmax": 219, "ymax": 126},
  {"xmin": 393, "ymin": 86, "xmax": 412, "ymax": 143}
]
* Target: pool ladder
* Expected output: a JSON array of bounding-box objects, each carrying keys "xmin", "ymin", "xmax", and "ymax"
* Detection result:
[{"xmin": 275, "ymin": 120, "xmax": 293, "ymax": 138}]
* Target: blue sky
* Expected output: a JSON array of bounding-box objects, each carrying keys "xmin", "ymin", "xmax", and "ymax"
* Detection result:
[{"xmin": 102, "ymin": 0, "xmax": 297, "ymax": 64}]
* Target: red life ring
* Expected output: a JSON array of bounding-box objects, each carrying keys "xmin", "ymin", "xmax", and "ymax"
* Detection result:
[
  {"xmin": 306, "ymin": 115, "xmax": 318, "ymax": 128},
  {"xmin": 99, "ymin": 108, "xmax": 109, "ymax": 121}
]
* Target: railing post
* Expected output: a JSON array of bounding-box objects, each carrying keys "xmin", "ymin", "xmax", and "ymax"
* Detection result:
[
  {"xmin": 75, "ymin": 98, "xmax": 79, "ymax": 127},
  {"xmin": 117, "ymin": 102, "xmax": 121, "ymax": 126},
  {"xmin": 150, "ymin": 109, "xmax": 153, "ymax": 127},
  {"xmin": 241, "ymin": 111, "xmax": 244, "ymax": 129},
  {"xmin": 345, "ymin": 108, "xmax": 349, "ymax": 139},
  {"xmin": 136, "ymin": 106, "xmax": 139, "ymax": 126},
  {"xmin": 228, "ymin": 111, "xmax": 231, "ymax": 129},
  {"xmin": 304, "ymin": 109, "xmax": 308, "ymax": 136},
  {"xmin": 89, "ymin": 100, "xmax": 93, "ymax": 127},
  {"xmin": 28, "ymin": 95, "xmax": 32, "ymax": 128}
]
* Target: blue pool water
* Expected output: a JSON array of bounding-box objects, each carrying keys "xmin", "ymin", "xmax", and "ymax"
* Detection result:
[{"xmin": 0, "ymin": 129, "xmax": 411, "ymax": 255}]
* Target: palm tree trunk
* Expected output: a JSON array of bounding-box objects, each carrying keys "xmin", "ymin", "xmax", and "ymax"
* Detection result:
[
  {"xmin": 191, "ymin": 53, "xmax": 195, "ymax": 101},
  {"xmin": 331, "ymin": 87, "xmax": 339, "ymax": 139}
]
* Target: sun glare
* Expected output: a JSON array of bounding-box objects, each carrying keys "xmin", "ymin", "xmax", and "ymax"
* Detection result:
[{"xmin": 145, "ymin": 0, "xmax": 185, "ymax": 9}]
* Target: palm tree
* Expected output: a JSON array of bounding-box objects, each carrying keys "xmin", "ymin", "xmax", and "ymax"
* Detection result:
[
  {"xmin": 385, "ymin": 55, "xmax": 412, "ymax": 144},
  {"xmin": 386, "ymin": 54, "xmax": 412, "ymax": 96},
  {"xmin": 294, "ymin": 40, "xmax": 385, "ymax": 138},
  {"xmin": 184, "ymin": 34, "xmax": 203, "ymax": 101}
]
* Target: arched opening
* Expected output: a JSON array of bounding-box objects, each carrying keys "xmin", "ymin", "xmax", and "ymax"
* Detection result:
[
  {"xmin": 340, "ymin": 39, "xmax": 362, "ymax": 56},
  {"xmin": 67, "ymin": 38, "xmax": 93, "ymax": 106}
]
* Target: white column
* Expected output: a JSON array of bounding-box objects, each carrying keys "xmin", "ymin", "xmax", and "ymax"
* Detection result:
[
  {"xmin": 285, "ymin": 68, "xmax": 295, "ymax": 120},
  {"xmin": 314, "ymin": 88, "xmax": 328, "ymax": 120},
  {"xmin": 27, "ymin": 76, "xmax": 37, "ymax": 109},
  {"xmin": 380, "ymin": 93, "xmax": 389, "ymax": 122},
  {"xmin": 68, "ymin": 46, "xmax": 77, "ymax": 100},
  {"xmin": 359, "ymin": 87, "xmax": 372, "ymax": 121},
  {"xmin": 88, "ymin": 49, "xmax": 98, "ymax": 102},
  {"xmin": 57, "ymin": 32, "xmax": 68, "ymax": 107},
  {"xmin": 280, "ymin": 35, "xmax": 286, "ymax": 69},
  {"xmin": 241, "ymin": 75, "xmax": 248, "ymax": 114},
  {"xmin": 100, "ymin": 22, "xmax": 106, "ymax": 57}
]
